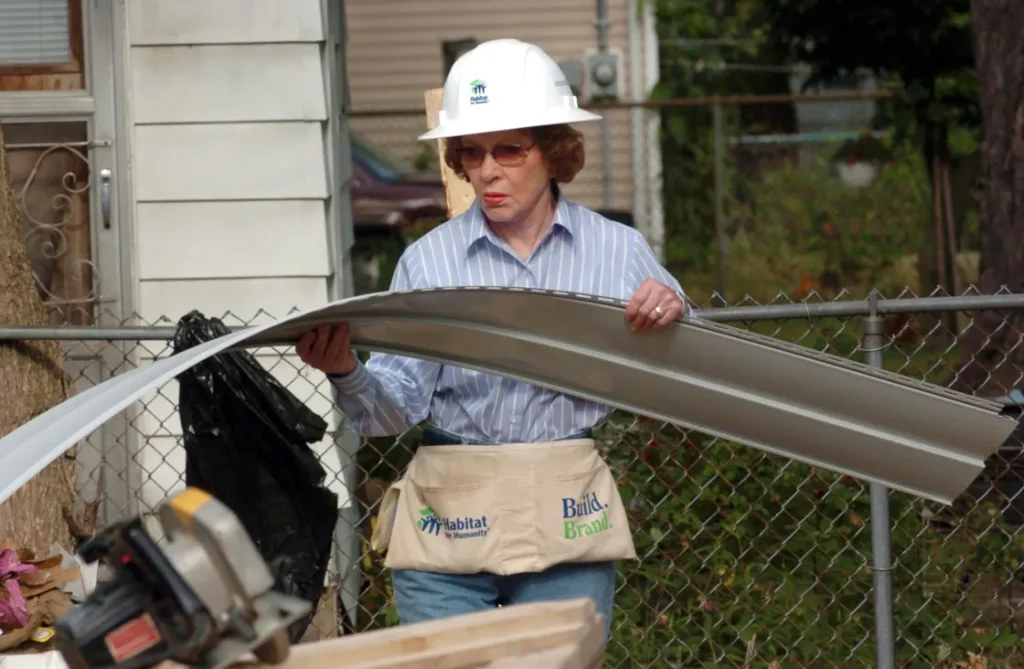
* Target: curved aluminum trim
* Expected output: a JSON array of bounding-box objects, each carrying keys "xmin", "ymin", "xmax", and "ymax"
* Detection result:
[{"xmin": 0, "ymin": 288, "xmax": 1016, "ymax": 507}]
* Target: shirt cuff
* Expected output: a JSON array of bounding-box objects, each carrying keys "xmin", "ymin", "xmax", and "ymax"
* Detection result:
[{"xmin": 327, "ymin": 359, "xmax": 372, "ymax": 393}]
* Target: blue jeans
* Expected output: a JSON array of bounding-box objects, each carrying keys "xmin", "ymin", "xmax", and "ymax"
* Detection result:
[
  {"xmin": 392, "ymin": 560, "xmax": 618, "ymax": 639},
  {"xmin": 389, "ymin": 424, "xmax": 618, "ymax": 640}
]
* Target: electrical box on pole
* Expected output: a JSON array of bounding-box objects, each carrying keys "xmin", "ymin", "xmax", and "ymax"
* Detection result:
[{"xmin": 584, "ymin": 47, "xmax": 624, "ymax": 101}]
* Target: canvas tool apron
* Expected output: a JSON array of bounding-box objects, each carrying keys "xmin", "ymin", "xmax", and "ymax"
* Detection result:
[{"xmin": 370, "ymin": 437, "xmax": 638, "ymax": 575}]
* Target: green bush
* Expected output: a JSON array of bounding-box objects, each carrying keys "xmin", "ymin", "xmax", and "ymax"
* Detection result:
[{"xmin": 688, "ymin": 147, "xmax": 932, "ymax": 303}]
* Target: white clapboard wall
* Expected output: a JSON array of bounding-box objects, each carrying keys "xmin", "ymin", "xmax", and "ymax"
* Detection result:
[{"xmin": 119, "ymin": 0, "xmax": 351, "ymax": 525}]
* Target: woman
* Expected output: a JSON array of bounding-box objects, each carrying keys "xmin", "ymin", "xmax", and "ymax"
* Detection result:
[{"xmin": 297, "ymin": 38, "xmax": 690, "ymax": 638}]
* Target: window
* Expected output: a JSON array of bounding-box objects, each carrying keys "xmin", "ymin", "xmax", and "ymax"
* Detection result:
[
  {"xmin": 442, "ymin": 38, "xmax": 478, "ymax": 79},
  {"xmin": 0, "ymin": 0, "xmax": 82, "ymax": 72}
]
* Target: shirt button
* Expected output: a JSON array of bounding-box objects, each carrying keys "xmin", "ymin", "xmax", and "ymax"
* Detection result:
[{"xmin": 510, "ymin": 416, "xmax": 516, "ymax": 423}]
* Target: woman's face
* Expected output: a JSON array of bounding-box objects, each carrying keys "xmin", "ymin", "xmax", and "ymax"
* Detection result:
[{"xmin": 455, "ymin": 129, "xmax": 554, "ymax": 224}]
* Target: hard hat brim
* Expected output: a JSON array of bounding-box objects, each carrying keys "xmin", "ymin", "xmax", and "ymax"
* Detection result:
[{"xmin": 417, "ymin": 108, "xmax": 603, "ymax": 141}]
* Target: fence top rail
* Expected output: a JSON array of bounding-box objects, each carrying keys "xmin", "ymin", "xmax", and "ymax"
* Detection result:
[
  {"xmin": 3, "ymin": 292, "xmax": 1023, "ymax": 342},
  {"xmin": 707, "ymin": 293, "xmax": 1024, "ymax": 321},
  {"xmin": 349, "ymin": 89, "xmax": 898, "ymax": 118}
]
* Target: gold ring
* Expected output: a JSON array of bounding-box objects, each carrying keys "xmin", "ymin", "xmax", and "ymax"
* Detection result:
[{"xmin": 654, "ymin": 306, "xmax": 664, "ymax": 316}]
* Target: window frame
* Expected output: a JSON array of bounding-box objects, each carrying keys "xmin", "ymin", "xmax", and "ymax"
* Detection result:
[{"xmin": 0, "ymin": 0, "xmax": 84, "ymax": 76}]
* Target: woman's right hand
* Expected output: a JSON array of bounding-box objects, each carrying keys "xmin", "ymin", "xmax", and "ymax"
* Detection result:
[{"xmin": 297, "ymin": 324, "xmax": 357, "ymax": 376}]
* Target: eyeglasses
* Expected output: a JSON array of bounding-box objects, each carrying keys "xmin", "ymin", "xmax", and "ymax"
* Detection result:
[{"xmin": 454, "ymin": 142, "xmax": 536, "ymax": 169}]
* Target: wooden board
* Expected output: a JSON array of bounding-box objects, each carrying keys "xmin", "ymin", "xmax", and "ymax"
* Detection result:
[
  {"xmin": 160, "ymin": 598, "xmax": 606, "ymax": 669},
  {"xmin": 423, "ymin": 88, "xmax": 476, "ymax": 219}
]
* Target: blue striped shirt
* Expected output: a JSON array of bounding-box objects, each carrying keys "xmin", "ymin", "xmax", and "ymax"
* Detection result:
[{"xmin": 329, "ymin": 195, "xmax": 687, "ymax": 443}]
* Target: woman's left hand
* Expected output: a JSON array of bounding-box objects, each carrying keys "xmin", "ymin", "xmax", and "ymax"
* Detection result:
[{"xmin": 624, "ymin": 279, "xmax": 687, "ymax": 333}]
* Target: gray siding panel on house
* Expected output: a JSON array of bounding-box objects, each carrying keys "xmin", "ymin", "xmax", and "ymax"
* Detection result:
[{"xmin": 346, "ymin": 0, "xmax": 636, "ymax": 213}]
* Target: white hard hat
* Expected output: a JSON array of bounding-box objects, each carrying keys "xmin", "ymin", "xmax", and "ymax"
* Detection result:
[{"xmin": 419, "ymin": 38, "xmax": 602, "ymax": 141}]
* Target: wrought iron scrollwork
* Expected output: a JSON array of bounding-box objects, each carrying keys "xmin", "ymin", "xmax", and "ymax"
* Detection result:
[{"xmin": 11, "ymin": 140, "xmax": 99, "ymax": 322}]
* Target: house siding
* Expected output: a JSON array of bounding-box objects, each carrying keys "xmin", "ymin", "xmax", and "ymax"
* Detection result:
[
  {"xmin": 345, "ymin": 0, "xmax": 636, "ymax": 213},
  {"xmin": 121, "ymin": 0, "xmax": 350, "ymax": 522}
]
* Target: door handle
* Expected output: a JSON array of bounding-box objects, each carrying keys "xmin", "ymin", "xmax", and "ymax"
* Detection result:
[{"xmin": 100, "ymin": 169, "xmax": 111, "ymax": 229}]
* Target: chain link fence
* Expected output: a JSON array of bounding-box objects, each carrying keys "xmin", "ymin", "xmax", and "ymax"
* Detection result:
[{"xmin": 7, "ymin": 288, "xmax": 1024, "ymax": 666}]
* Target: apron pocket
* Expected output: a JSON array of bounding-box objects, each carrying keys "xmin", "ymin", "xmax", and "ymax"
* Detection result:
[
  {"xmin": 383, "ymin": 479, "xmax": 502, "ymax": 574},
  {"xmin": 535, "ymin": 463, "xmax": 637, "ymax": 565}
]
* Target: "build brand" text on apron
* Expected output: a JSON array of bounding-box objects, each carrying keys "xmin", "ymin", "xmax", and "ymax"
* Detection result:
[
  {"xmin": 561, "ymin": 491, "xmax": 612, "ymax": 540},
  {"xmin": 418, "ymin": 506, "xmax": 489, "ymax": 540}
]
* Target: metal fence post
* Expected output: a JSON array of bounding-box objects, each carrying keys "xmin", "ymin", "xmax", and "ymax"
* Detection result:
[
  {"xmin": 712, "ymin": 102, "xmax": 727, "ymax": 298},
  {"xmin": 864, "ymin": 292, "xmax": 895, "ymax": 668}
]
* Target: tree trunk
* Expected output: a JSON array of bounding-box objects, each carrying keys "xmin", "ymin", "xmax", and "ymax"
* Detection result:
[
  {"xmin": 0, "ymin": 121, "xmax": 77, "ymax": 554},
  {"xmin": 952, "ymin": 0, "xmax": 1024, "ymax": 396}
]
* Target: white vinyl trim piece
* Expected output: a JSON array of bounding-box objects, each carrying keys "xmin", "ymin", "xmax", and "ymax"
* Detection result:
[{"xmin": 0, "ymin": 288, "xmax": 1015, "ymax": 507}]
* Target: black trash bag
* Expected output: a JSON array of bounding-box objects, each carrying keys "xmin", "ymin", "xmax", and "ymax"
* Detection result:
[{"xmin": 171, "ymin": 310, "xmax": 339, "ymax": 642}]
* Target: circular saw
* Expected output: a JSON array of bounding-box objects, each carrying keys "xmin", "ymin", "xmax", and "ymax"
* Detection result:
[{"xmin": 53, "ymin": 488, "xmax": 312, "ymax": 669}]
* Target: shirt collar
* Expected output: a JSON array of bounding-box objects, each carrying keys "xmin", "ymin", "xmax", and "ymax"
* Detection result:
[{"xmin": 464, "ymin": 193, "xmax": 577, "ymax": 258}]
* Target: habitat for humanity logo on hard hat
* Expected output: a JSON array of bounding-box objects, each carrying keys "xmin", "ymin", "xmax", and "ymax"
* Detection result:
[
  {"xmin": 469, "ymin": 79, "xmax": 489, "ymax": 105},
  {"xmin": 418, "ymin": 506, "xmax": 488, "ymax": 539}
]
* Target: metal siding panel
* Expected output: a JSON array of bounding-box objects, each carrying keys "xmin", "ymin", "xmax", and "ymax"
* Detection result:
[
  {"xmin": 129, "ymin": 44, "xmax": 327, "ymax": 124},
  {"xmin": 136, "ymin": 201, "xmax": 331, "ymax": 280},
  {"xmin": 0, "ymin": 289, "xmax": 1014, "ymax": 508},
  {"xmin": 345, "ymin": 0, "xmax": 636, "ymax": 212},
  {"xmin": 127, "ymin": 0, "xmax": 324, "ymax": 45},
  {"xmin": 247, "ymin": 291, "xmax": 1016, "ymax": 504},
  {"xmin": 137, "ymin": 277, "xmax": 330, "ymax": 327},
  {"xmin": 133, "ymin": 122, "xmax": 329, "ymax": 202}
]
